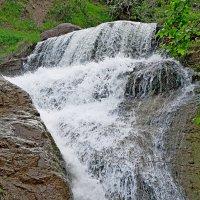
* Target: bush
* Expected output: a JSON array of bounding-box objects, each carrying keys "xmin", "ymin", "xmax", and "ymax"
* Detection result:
[
  {"xmin": 105, "ymin": 0, "xmax": 170, "ymax": 22},
  {"xmin": 156, "ymin": 0, "xmax": 199, "ymax": 59}
]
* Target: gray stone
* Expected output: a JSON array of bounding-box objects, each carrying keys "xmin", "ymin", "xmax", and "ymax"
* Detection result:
[
  {"xmin": 41, "ymin": 23, "xmax": 81, "ymax": 41},
  {"xmin": 0, "ymin": 77, "xmax": 72, "ymax": 200}
]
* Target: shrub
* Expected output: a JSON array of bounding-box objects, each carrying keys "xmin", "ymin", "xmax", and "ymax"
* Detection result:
[{"xmin": 156, "ymin": 0, "xmax": 200, "ymax": 59}]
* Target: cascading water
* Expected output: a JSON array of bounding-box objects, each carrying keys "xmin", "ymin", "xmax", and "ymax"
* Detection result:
[
  {"xmin": 7, "ymin": 21, "xmax": 195, "ymax": 200},
  {"xmin": 23, "ymin": 21, "xmax": 156, "ymax": 71}
]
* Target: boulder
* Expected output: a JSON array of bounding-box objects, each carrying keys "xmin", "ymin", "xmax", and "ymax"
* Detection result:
[
  {"xmin": 0, "ymin": 76, "xmax": 72, "ymax": 200},
  {"xmin": 41, "ymin": 23, "xmax": 81, "ymax": 41},
  {"xmin": 125, "ymin": 61, "xmax": 184, "ymax": 98}
]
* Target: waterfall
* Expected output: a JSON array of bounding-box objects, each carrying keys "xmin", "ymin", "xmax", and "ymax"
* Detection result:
[
  {"xmin": 23, "ymin": 21, "xmax": 156, "ymax": 71},
  {"xmin": 7, "ymin": 21, "xmax": 195, "ymax": 200}
]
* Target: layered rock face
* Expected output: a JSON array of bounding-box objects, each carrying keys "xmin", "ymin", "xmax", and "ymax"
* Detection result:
[
  {"xmin": 0, "ymin": 76, "xmax": 72, "ymax": 200},
  {"xmin": 0, "ymin": 44, "xmax": 36, "ymax": 77},
  {"xmin": 165, "ymin": 97, "xmax": 200, "ymax": 200}
]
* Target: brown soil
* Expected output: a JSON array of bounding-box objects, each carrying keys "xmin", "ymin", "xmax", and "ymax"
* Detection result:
[{"xmin": 26, "ymin": 0, "xmax": 54, "ymax": 26}]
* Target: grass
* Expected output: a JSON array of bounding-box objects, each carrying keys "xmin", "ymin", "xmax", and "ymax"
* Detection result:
[
  {"xmin": 81, "ymin": 0, "xmax": 112, "ymax": 27},
  {"xmin": 0, "ymin": 29, "xmax": 39, "ymax": 58},
  {"xmin": 0, "ymin": 0, "xmax": 37, "ymax": 31},
  {"xmin": 44, "ymin": 0, "xmax": 112, "ymax": 28},
  {"xmin": 0, "ymin": 0, "xmax": 39, "ymax": 59}
]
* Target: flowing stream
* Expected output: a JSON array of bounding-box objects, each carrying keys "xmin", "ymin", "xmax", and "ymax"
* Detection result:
[{"xmin": 7, "ymin": 21, "xmax": 195, "ymax": 200}]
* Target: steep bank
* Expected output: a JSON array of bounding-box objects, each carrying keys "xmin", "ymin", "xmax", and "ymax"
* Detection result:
[
  {"xmin": 0, "ymin": 76, "xmax": 72, "ymax": 199},
  {"xmin": 167, "ymin": 97, "xmax": 200, "ymax": 200}
]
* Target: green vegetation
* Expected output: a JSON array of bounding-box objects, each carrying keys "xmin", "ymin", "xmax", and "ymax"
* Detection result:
[
  {"xmin": 194, "ymin": 117, "xmax": 200, "ymax": 125},
  {"xmin": 45, "ymin": 0, "xmax": 111, "ymax": 29},
  {"xmin": 0, "ymin": 28, "xmax": 39, "ymax": 58},
  {"xmin": 193, "ymin": 104, "xmax": 200, "ymax": 125},
  {"xmin": 156, "ymin": 0, "xmax": 200, "ymax": 59},
  {"xmin": 0, "ymin": 0, "xmax": 39, "ymax": 59},
  {"xmin": 106, "ymin": 0, "xmax": 200, "ymax": 24},
  {"xmin": 0, "ymin": 186, "xmax": 5, "ymax": 195},
  {"xmin": 106, "ymin": 0, "xmax": 170, "ymax": 22},
  {"xmin": 0, "ymin": 0, "xmax": 37, "ymax": 31}
]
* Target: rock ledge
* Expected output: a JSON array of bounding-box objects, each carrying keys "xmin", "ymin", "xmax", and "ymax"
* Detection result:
[{"xmin": 0, "ymin": 76, "xmax": 72, "ymax": 200}]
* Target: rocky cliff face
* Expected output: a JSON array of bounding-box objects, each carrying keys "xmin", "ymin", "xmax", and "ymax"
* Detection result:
[
  {"xmin": 0, "ymin": 76, "xmax": 72, "ymax": 200},
  {"xmin": 123, "ymin": 84, "xmax": 200, "ymax": 200},
  {"xmin": 166, "ymin": 96, "xmax": 200, "ymax": 200},
  {"xmin": 0, "ymin": 44, "xmax": 36, "ymax": 77}
]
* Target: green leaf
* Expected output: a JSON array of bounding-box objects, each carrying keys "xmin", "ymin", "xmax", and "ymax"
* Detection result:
[
  {"xmin": 156, "ymin": 0, "xmax": 198, "ymax": 59},
  {"xmin": 193, "ymin": 117, "xmax": 200, "ymax": 125}
]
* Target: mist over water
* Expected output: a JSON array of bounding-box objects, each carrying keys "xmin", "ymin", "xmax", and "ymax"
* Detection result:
[{"xmin": 7, "ymin": 21, "xmax": 194, "ymax": 200}]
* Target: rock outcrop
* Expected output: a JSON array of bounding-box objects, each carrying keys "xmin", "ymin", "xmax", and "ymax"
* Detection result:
[
  {"xmin": 0, "ymin": 76, "xmax": 72, "ymax": 200},
  {"xmin": 165, "ymin": 96, "xmax": 200, "ymax": 200},
  {"xmin": 0, "ymin": 44, "xmax": 36, "ymax": 76},
  {"xmin": 40, "ymin": 23, "xmax": 81, "ymax": 41},
  {"xmin": 126, "ymin": 86, "xmax": 200, "ymax": 200},
  {"xmin": 125, "ymin": 61, "xmax": 185, "ymax": 98}
]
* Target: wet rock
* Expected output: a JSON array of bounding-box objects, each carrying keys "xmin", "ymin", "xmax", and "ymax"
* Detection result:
[
  {"xmin": 0, "ymin": 59, "xmax": 22, "ymax": 76},
  {"xmin": 164, "ymin": 97, "xmax": 200, "ymax": 200},
  {"xmin": 125, "ymin": 61, "xmax": 187, "ymax": 98},
  {"xmin": 0, "ymin": 76, "xmax": 72, "ymax": 200},
  {"xmin": 0, "ymin": 44, "xmax": 36, "ymax": 76},
  {"xmin": 40, "ymin": 23, "xmax": 81, "ymax": 41},
  {"xmin": 192, "ymin": 72, "xmax": 200, "ymax": 82}
]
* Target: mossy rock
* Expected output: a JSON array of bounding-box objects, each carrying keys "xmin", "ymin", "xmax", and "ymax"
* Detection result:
[{"xmin": 184, "ymin": 43, "xmax": 200, "ymax": 71}]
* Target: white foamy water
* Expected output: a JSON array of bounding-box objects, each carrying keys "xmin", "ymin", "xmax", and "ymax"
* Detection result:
[
  {"xmin": 6, "ymin": 21, "xmax": 194, "ymax": 200},
  {"xmin": 23, "ymin": 21, "xmax": 157, "ymax": 71}
]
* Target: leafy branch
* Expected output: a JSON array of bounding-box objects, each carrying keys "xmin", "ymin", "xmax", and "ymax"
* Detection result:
[{"xmin": 156, "ymin": 0, "xmax": 200, "ymax": 59}]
